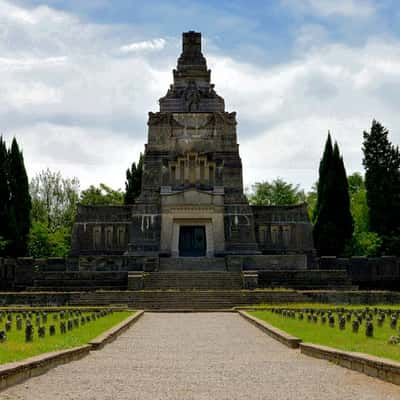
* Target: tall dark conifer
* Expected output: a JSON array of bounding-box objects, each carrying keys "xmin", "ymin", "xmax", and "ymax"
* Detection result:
[
  {"xmin": 7, "ymin": 138, "xmax": 31, "ymax": 256},
  {"xmin": 333, "ymin": 143, "xmax": 354, "ymax": 248},
  {"xmin": 313, "ymin": 133, "xmax": 333, "ymax": 222},
  {"xmin": 313, "ymin": 135, "xmax": 354, "ymax": 255},
  {"xmin": 124, "ymin": 153, "xmax": 143, "ymax": 204},
  {"xmin": 363, "ymin": 120, "xmax": 400, "ymax": 254},
  {"xmin": 0, "ymin": 136, "xmax": 9, "ymax": 253}
]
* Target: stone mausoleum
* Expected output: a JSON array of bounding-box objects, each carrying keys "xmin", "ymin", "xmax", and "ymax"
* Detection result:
[
  {"xmin": 3, "ymin": 31, "xmax": 387, "ymax": 298},
  {"xmin": 70, "ymin": 31, "xmax": 314, "ymax": 270}
]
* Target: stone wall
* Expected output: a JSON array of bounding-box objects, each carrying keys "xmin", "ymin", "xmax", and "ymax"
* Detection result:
[
  {"xmin": 1, "ymin": 255, "xmax": 400, "ymax": 291},
  {"xmin": 70, "ymin": 205, "xmax": 132, "ymax": 256},
  {"xmin": 0, "ymin": 255, "xmax": 157, "ymax": 291},
  {"xmin": 251, "ymin": 204, "xmax": 315, "ymax": 257},
  {"xmin": 226, "ymin": 255, "xmax": 308, "ymax": 271},
  {"xmin": 318, "ymin": 256, "xmax": 400, "ymax": 289},
  {"xmin": 257, "ymin": 270, "xmax": 352, "ymax": 289}
]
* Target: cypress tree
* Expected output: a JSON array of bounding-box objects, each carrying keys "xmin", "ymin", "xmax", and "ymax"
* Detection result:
[
  {"xmin": 7, "ymin": 138, "xmax": 31, "ymax": 256},
  {"xmin": 0, "ymin": 136, "xmax": 9, "ymax": 254},
  {"xmin": 313, "ymin": 133, "xmax": 333, "ymax": 222},
  {"xmin": 124, "ymin": 153, "xmax": 143, "ymax": 204},
  {"xmin": 333, "ymin": 143, "xmax": 354, "ymax": 249},
  {"xmin": 313, "ymin": 136, "xmax": 354, "ymax": 255},
  {"xmin": 363, "ymin": 120, "xmax": 400, "ymax": 254}
]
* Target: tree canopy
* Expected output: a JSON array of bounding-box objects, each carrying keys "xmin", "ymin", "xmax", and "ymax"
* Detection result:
[
  {"xmin": 80, "ymin": 183, "xmax": 124, "ymax": 206},
  {"xmin": 28, "ymin": 169, "xmax": 80, "ymax": 258},
  {"xmin": 347, "ymin": 172, "xmax": 382, "ymax": 256},
  {"xmin": 30, "ymin": 169, "xmax": 80, "ymax": 230},
  {"xmin": 248, "ymin": 178, "xmax": 305, "ymax": 206}
]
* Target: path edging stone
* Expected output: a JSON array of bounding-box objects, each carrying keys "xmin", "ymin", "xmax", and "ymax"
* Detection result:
[
  {"xmin": 300, "ymin": 343, "xmax": 400, "ymax": 386},
  {"xmin": 237, "ymin": 310, "xmax": 302, "ymax": 348},
  {"xmin": 238, "ymin": 310, "xmax": 400, "ymax": 386},
  {"xmin": 89, "ymin": 310, "xmax": 144, "ymax": 349},
  {"xmin": 0, "ymin": 345, "xmax": 91, "ymax": 391},
  {"xmin": 0, "ymin": 310, "xmax": 144, "ymax": 391}
]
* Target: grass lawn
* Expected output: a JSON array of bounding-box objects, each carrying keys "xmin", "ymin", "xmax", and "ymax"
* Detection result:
[
  {"xmin": 0, "ymin": 309, "xmax": 133, "ymax": 364},
  {"xmin": 246, "ymin": 303, "xmax": 400, "ymax": 311},
  {"xmin": 250, "ymin": 307, "xmax": 400, "ymax": 363}
]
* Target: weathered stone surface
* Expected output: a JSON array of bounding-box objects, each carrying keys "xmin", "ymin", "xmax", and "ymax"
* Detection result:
[{"xmin": 69, "ymin": 31, "xmax": 314, "ymax": 264}]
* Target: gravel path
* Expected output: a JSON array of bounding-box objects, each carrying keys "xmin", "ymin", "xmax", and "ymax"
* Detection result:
[{"xmin": 1, "ymin": 312, "xmax": 400, "ymax": 399}]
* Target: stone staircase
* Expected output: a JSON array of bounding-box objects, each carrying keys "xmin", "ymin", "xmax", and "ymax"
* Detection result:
[
  {"xmin": 68, "ymin": 290, "xmax": 310, "ymax": 310},
  {"xmin": 158, "ymin": 257, "xmax": 226, "ymax": 271},
  {"xmin": 143, "ymin": 272, "xmax": 243, "ymax": 290}
]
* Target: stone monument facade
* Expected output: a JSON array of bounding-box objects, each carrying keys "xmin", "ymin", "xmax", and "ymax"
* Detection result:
[{"xmin": 70, "ymin": 31, "xmax": 314, "ymax": 263}]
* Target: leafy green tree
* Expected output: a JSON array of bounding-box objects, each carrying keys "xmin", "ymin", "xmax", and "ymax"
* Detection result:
[
  {"xmin": 28, "ymin": 221, "xmax": 70, "ymax": 258},
  {"xmin": 347, "ymin": 172, "xmax": 382, "ymax": 256},
  {"xmin": 352, "ymin": 231, "xmax": 382, "ymax": 257},
  {"xmin": 313, "ymin": 136, "xmax": 354, "ymax": 256},
  {"xmin": 306, "ymin": 183, "xmax": 318, "ymax": 222},
  {"xmin": 0, "ymin": 236, "xmax": 8, "ymax": 253},
  {"xmin": 348, "ymin": 172, "xmax": 364, "ymax": 196},
  {"xmin": 80, "ymin": 183, "xmax": 124, "ymax": 205},
  {"xmin": 28, "ymin": 169, "xmax": 79, "ymax": 258},
  {"xmin": 30, "ymin": 169, "xmax": 79, "ymax": 230},
  {"xmin": 363, "ymin": 120, "xmax": 400, "ymax": 255},
  {"xmin": 7, "ymin": 138, "xmax": 31, "ymax": 256},
  {"xmin": 124, "ymin": 153, "xmax": 143, "ymax": 204},
  {"xmin": 248, "ymin": 178, "xmax": 305, "ymax": 206},
  {"xmin": 348, "ymin": 173, "xmax": 369, "ymax": 234}
]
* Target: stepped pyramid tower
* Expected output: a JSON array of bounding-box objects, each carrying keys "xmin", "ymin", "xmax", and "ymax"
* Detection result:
[
  {"xmin": 71, "ymin": 32, "xmax": 314, "ymax": 267},
  {"xmin": 129, "ymin": 31, "xmax": 259, "ymax": 256}
]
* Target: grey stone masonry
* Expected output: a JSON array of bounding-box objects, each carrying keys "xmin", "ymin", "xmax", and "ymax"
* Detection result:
[{"xmin": 69, "ymin": 31, "xmax": 314, "ymax": 263}]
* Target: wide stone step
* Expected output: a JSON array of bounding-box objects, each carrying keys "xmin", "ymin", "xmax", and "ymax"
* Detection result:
[
  {"xmin": 158, "ymin": 257, "xmax": 227, "ymax": 272},
  {"xmin": 30, "ymin": 286, "xmax": 127, "ymax": 292},
  {"xmin": 143, "ymin": 272, "xmax": 243, "ymax": 289},
  {"xmin": 68, "ymin": 290, "xmax": 309, "ymax": 309}
]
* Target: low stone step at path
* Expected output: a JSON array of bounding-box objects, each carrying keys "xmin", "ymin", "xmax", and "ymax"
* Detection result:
[
  {"xmin": 67, "ymin": 290, "xmax": 311, "ymax": 309},
  {"xmin": 1, "ymin": 313, "xmax": 399, "ymax": 399}
]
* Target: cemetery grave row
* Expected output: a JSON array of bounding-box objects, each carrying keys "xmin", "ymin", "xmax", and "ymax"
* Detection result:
[
  {"xmin": 0, "ymin": 308, "xmax": 133, "ymax": 364},
  {"xmin": 250, "ymin": 306, "xmax": 400, "ymax": 362},
  {"xmin": 0, "ymin": 309, "xmax": 114, "ymax": 343}
]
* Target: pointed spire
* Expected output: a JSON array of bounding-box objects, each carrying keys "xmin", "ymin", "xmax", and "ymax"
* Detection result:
[
  {"xmin": 177, "ymin": 31, "xmax": 207, "ymax": 70},
  {"xmin": 158, "ymin": 31, "xmax": 225, "ymax": 112}
]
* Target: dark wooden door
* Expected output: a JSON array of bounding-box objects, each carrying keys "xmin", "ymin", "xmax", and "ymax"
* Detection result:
[{"xmin": 179, "ymin": 226, "xmax": 206, "ymax": 257}]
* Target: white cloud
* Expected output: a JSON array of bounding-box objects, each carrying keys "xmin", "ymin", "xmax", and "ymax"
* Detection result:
[
  {"xmin": 282, "ymin": 0, "xmax": 376, "ymax": 17},
  {"xmin": 120, "ymin": 38, "xmax": 166, "ymax": 53},
  {"xmin": 0, "ymin": 0, "xmax": 399, "ymax": 194},
  {"xmin": 0, "ymin": 56, "xmax": 67, "ymax": 69},
  {"xmin": 0, "ymin": 1, "xmax": 37, "ymax": 23},
  {"xmin": 209, "ymin": 39, "xmax": 400, "ymax": 189},
  {"xmin": 9, "ymin": 123, "xmax": 144, "ymax": 191}
]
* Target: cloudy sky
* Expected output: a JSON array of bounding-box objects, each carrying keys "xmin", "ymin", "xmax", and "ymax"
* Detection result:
[{"xmin": 1, "ymin": 0, "xmax": 400, "ymax": 192}]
